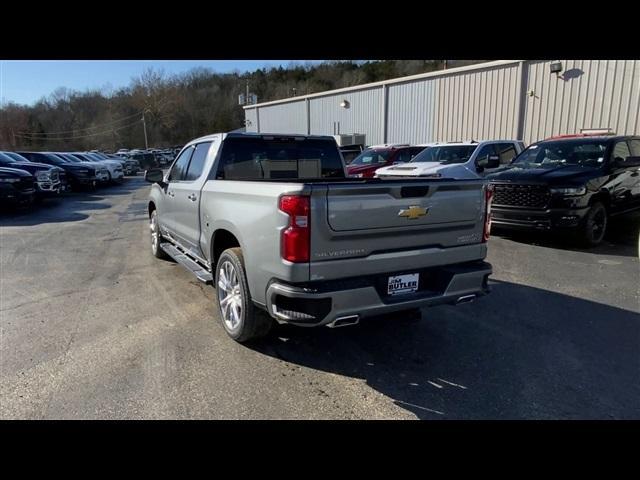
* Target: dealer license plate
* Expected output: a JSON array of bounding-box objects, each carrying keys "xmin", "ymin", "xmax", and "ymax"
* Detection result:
[{"xmin": 387, "ymin": 273, "xmax": 419, "ymax": 296}]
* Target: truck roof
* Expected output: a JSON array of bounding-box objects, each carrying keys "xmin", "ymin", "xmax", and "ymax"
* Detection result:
[
  {"xmin": 416, "ymin": 140, "xmax": 523, "ymax": 147},
  {"xmin": 366, "ymin": 143, "xmax": 411, "ymax": 149},
  {"xmin": 538, "ymin": 135, "xmax": 637, "ymax": 143},
  {"xmin": 185, "ymin": 131, "xmax": 337, "ymax": 147}
]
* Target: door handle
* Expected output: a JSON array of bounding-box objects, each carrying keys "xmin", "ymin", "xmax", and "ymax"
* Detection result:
[
  {"xmin": 188, "ymin": 193, "xmax": 197, "ymax": 201},
  {"xmin": 167, "ymin": 191, "xmax": 175, "ymax": 197}
]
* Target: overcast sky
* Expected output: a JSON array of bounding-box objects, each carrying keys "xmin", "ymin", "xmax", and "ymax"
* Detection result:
[{"xmin": 0, "ymin": 60, "xmax": 325, "ymax": 106}]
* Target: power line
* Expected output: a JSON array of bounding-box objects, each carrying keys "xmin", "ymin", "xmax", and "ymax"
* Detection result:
[
  {"xmin": 14, "ymin": 118, "xmax": 144, "ymax": 141},
  {"xmin": 14, "ymin": 112, "xmax": 173, "ymax": 141},
  {"xmin": 16, "ymin": 110, "xmax": 145, "ymax": 136}
]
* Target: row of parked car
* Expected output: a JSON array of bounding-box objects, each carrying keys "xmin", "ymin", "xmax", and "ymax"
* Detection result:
[
  {"xmin": 0, "ymin": 151, "xmax": 142, "ymax": 207},
  {"xmin": 114, "ymin": 147, "xmax": 180, "ymax": 169},
  {"xmin": 342, "ymin": 133, "xmax": 640, "ymax": 247}
]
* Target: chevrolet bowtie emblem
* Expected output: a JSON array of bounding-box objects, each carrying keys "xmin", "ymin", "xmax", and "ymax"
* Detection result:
[{"xmin": 398, "ymin": 205, "xmax": 428, "ymax": 220}]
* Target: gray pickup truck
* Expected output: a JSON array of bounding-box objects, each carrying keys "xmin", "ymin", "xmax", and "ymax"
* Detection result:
[{"xmin": 145, "ymin": 132, "xmax": 493, "ymax": 342}]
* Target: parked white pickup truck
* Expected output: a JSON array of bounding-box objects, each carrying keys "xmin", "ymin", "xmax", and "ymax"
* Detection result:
[{"xmin": 375, "ymin": 140, "xmax": 526, "ymax": 179}]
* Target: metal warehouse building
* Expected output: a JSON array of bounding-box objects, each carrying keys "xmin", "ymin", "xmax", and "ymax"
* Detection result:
[{"xmin": 243, "ymin": 60, "xmax": 640, "ymax": 145}]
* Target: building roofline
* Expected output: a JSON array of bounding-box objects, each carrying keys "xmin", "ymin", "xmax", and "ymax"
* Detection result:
[{"xmin": 243, "ymin": 60, "xmax": 523, "ymax": 110}]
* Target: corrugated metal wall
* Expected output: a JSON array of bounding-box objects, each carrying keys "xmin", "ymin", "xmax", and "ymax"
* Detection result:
[
  {"xmin": 522, "ymin": 60, "xmax": 640, "ymax": 144},
  {"xmin": 253, "ymin": 100, "xmax": 307, "ymax": 134},
  {"xmin": 245, "ymin": 108, "xmax": 258, "ymax": 132},
  {"xmin": 386, "ymin": 81, "xmax": 436, "ymax": 144},
  {"xmin": 309, "ymin": 87, "xmax": 384, "ymax": 145},
  {"xmin": 245, "ymin": 60, "xmax": 640, "ymax": 145},
  {"xmin": 432, "ymin": 62, "xmax": 521, "ymax": 141}
]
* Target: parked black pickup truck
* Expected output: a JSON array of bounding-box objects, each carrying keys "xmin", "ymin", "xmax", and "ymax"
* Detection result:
[
  {"xmin": 486, "ymin": 135, "xmax": 640, "ymax": 246},
  {"xmin": 17, "ymin": 151, "xmax": 99, "ymax": 190},
  {"xmin": 0, "ymin": 166, "xmax": 36, "ymax": 207},
  {"xmin": 0, "ymin": 151, "xmax": 63, "ymax": 197}
]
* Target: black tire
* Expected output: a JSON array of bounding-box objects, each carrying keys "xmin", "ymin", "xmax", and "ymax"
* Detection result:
[
  {"xmin": 577, "ymin": 201, "xmax": 608, "ymax": 247},
  {"xmin": 149, "ymin": 210, "xmax": 168, "ymax": 259},
  {"xmin": 215, "ymin": 247, "xmax": 273, "ymax": 343}
]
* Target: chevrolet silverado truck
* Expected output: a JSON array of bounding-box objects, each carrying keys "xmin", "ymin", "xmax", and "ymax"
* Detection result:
[{"xmin": 145, "ymin": 132, "xmax": 493, "ymax": 343}]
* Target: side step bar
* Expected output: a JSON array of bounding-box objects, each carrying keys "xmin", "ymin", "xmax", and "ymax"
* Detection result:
[{"xmin": 159, "ymin": 242, "xmax": 213, "ymax": 283}]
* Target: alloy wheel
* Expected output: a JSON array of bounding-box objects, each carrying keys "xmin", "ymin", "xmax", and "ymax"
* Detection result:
[
  {"xmin": 150, "ymin": 213, "xmax": 159, "ymax": 253},
  {"xmin": 218, "ymin": 260, "xmax": 243, "ymax": 331}
]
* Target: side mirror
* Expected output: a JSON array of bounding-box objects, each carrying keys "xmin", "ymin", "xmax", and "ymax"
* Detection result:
[
  {"xmin": 145, "ymin": 168, "xmax": 165, "ymax": 184},
  {"xmin": 486, "ymin": 155, "xmax": 500, "ymax": 169},
  {"xmin": 617, "ymin": 156, "xmax": 640, "ymax": 168},
  {"xmin": 476, "ymin": 155, "xmax": 500, "ymax": 171}
]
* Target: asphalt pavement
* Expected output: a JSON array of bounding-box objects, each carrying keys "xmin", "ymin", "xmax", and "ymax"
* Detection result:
[{"xmin": 1, "ymin": 176, "xmax": 638, "ymax": 419}]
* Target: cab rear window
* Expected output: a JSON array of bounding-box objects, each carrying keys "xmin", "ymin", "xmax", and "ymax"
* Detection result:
[{"xmin": 214, "ymin": 137, "xmax": 345, "ymax": 180}]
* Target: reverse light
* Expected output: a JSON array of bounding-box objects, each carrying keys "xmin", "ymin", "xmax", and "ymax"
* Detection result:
[
  {"xmin": 279, "ymin": 195, "xmax": 310, "ymax": 263},
  {"xmin": 483, "ymin": 184, "xmax": 494, "ymax": 242}
]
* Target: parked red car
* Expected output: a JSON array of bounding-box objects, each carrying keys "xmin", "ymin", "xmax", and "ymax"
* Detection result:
[{"xmin": 346, "ymin": 144, "xmax": 427, "ymax": 178}]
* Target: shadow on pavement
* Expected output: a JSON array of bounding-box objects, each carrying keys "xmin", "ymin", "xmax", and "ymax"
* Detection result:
[
  {"xmin": 493, "ymin": 211, "xmax": 640, "ymax": 258},
  {"xmin": 0, "ymin": 177, "xmax": 147, "ymax": 227},
  {"xmin": 254, "ymin": 280, "xmax": 640, "ymax": 419}
]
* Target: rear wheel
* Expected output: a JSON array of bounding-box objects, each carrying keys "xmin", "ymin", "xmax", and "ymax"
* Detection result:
[
  {"xmin": 577, "ymin": 201, "xmax": 607, "ymax": 247},
  {"xmin": 215, "ymin": 247, "xmax": 272, "ymax": 343}
]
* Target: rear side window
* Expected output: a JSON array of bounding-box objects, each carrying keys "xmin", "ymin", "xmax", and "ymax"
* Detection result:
[
  {"xmin": 495, "ymin": 143, "xmax": 518, "ymax": 164},
  {"xmin": 184, "ymin": 142, "xmax": 212, "ymax": 181},
  {"xmin": 168, "ymin": 146, "xmax": 194, "ymax": 181},
  {"xmin": 611, "ymin": 141, "xmax": 631, "ymax": 161},
  {"xmin": 215, "ymin": 137, "xmax": 345, "ymax": 180},
  {"xmin": 474, "ymin": 144, "xmax": 497, "ymax": 165},
  {"xmin": 627, "ymin": 139, "xmax": 640, "ymax": 157}
]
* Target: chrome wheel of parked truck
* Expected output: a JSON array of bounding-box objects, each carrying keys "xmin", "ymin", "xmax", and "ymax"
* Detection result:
[{"xmin": 218, "ymin": 260, "xmax": 242, "ymax": 331}]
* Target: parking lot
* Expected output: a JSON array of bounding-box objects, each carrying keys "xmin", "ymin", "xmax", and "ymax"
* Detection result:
[{"xmin": 0, "ymin": 175, "xmax": 638, "ymax": 419}]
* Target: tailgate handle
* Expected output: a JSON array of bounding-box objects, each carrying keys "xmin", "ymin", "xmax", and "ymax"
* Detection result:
[{"xmin": 400, "ymin": 186, "xmax": 430, "ymax": 198}]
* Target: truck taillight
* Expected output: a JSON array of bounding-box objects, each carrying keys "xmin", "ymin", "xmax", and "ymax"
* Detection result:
[
  {"xmin": 483, "ymin": 184, "xmax": 494, "ymax": 242},
  {"xmin": 279, "ymin": 195, "xmax": 310, "ymax": 263}
]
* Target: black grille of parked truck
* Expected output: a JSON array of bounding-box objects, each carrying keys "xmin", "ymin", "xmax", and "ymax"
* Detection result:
[{"xmin": 486, "ymin": 135, "xmax": 640, "ymax": 246}]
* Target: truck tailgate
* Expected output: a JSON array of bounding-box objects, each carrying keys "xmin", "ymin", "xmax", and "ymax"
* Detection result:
[{"xmin": 309, "ymin": 179, "xmax": 487, "ymax": 281}]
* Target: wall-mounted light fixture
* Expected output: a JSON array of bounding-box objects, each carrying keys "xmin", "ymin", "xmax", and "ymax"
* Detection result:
[
  {"xmin": 340, "ymin": 99, "xmax": 350, "ymax": 109},
  {"xmin": 550, "ymin": 61, "xmax": 563, "ymax": 76}
]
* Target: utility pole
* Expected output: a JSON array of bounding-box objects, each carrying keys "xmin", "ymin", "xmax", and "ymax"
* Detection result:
[
  {"xmin": 142, "ymin": 110, "xmax": 149, "ymax": 149},
  {"xmin": 238, "ymin": 78, "xmax": 258, "ymax": 129}
]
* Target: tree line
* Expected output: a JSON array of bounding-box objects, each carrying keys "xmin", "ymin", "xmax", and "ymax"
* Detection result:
[{"xmin": 0, "ymin": 60, "xmax": 485, "ymax": 151}]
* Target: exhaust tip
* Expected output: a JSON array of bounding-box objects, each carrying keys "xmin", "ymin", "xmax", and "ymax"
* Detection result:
[
  {"xmin": 456, "ymin": 294, "xmax": 476, "ymax": 305},
  {"xmin": 327, "ymin": 315, "xmax": 360, "ymax": 328}
]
